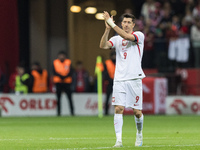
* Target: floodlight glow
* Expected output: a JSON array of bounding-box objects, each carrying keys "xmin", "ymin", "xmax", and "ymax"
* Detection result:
[
  {"xmin": 85, "ymin": 7, "xmax": 97, "ymax": 14},
  {"xmin": 110, "ymin": 10, "xmax": 117, "ymax": 16},
  {"xmin": 95, "ymin": 13, "xmax": 104, "ymax": 20},
  {"xmin": 70, "ymin": 5, "xmax": 81, "ymax": 13}
]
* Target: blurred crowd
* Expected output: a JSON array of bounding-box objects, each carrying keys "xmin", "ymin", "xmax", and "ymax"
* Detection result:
[{"xmin": 134, "ymin": 0, "xmax": 200, "ymax": 71}]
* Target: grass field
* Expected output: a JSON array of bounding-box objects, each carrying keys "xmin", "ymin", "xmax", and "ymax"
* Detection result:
[{"xmin": 0, "ymin": 115, "xmax": 200, "ymax": 150}]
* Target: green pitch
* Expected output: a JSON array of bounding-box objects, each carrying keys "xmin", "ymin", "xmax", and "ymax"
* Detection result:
[{"xmin": 0, "ymin": 115, "xmax": 200, "ymax": 150}]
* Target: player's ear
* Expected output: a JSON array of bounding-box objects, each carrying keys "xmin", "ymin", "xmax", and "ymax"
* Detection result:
[{"xmin": 133, "ymin": 23, "xmax": 135, "ymax": 28}]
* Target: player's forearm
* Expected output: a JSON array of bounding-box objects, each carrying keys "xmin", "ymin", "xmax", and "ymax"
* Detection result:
[
  {"xmin": 113, "ymin": 26, "xmax": 135, "ymax": 41},
  {"xmin": 100, "ymin": 28, "xmax": 111, "ymax": 49}
]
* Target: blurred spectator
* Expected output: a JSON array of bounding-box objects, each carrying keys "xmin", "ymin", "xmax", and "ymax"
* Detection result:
[
  {"xmin": 72, "ymin": 61, "xmax": 90, "ymax": 93},
  {"xmin": 159, "ymin": 8, "xmax": 172, "ymax": 36},
  {"xmin": 152, "ymin": 3, "xmax": 172, "ymax": 72},
  {"xmin": 184, "ymin": 8, "xmax": 194, "ymax": 28},
  {"xmin": 53, "ymin": 51, "xmax": 74, "ymax": 116},
  {"xmin": 149, "ymin": 2, "xmax": 164, "ymax": 31},
  {"xmin": 172, "ymin": 15, "xmax": 181, "ymax": 30},
  {"xmin": 145, "ymin": 18, "xmax": 155, "ymax": 33},
  {"xmin": 135, "ymin": 15, "xmax": 145, "ymax": 31},
  {"xmin": 31, "ymin": 62, "xmax": 48, "ymax": 93},
  {"xmin": 185, "ymin": 0, "xmax": 194, "ymax": 26},
  {"xmin": 167, "ymin": 15, "xmax": 180, "ymax": 65},
  {"xmin": 141, "ymin": 0, "xmax": 156, "ymax": 21},
  {"xmin": 186, "ymin": 0, "xmax": 195, "ymax": 11},
  {"xmin": 0, "ymin": 68, "xmax": 6, "ymax": 93},
  {"xmin": 168, "ymin": 15, "xmax": 190, "ymax": 68},
  {"xmin": 8, "ymin": 69, "xmax": 17, "ymax": 93},
  {"xmin": 103, "ymin": 51, "xmax": 116, "ymax": 115},
  {"xmin": 163, "ymin": 1, "xmax": 173, "ymax": 15},
  {"xmin": 15, "ymin": 64, "xmax": 33, "ymax": 94},
  {"xmin": 142, "ymin": 26, "xmax": 155, "ymax": 68},
  {"xmin": 179, "ymin": 18, "xmax": 190, "ymax": 63},
  {"xmin": 192, "ymin": 0, "xmax": 200, "ymax": 17},
  {"xmin": 154, "ymin": 22, "xmax": 169, "ymax": 72},
  {"xmin": 168, "ymin": 18, "xmax": 190, "ymax": 66},
  {"xmin": 191, "ymin": 17, "xmax": 200, "ymax": 67}
]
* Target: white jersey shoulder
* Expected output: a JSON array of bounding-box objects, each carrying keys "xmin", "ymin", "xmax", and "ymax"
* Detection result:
[
  {"xmin": 133, "ymin": 31, "xmax": 145, "ymax": 44},
  {"xmin": 109, "ymin": 31, "xmax": 145, "ymax": 81}
]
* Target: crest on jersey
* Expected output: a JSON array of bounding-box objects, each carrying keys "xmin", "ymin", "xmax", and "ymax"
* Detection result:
[{"xmin": 122, "ymin": 39, "xmax": 128, "ymax": 46}]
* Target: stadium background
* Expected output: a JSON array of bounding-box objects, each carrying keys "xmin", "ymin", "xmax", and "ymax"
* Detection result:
[
  {"xmin": 0, "ymin": 0, "xmax": 200, "ymax": 112},
  {"xmin": 1, "ymin": 0, "xmax": 200, "ymax": 94},
  {"xmin": 1, "ymin": 0, "xmax": 200, "ymax": 149}
]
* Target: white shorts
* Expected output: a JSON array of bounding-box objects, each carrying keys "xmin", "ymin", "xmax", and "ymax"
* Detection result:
[{"xmin": 112, "ymin": 79, "xmax": 143, "ymax": 110}]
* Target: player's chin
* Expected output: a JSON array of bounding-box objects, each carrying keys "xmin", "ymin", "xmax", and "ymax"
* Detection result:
[{"xmin": 124, "ymin": 30, "xmax": 129, "ymax": 33}]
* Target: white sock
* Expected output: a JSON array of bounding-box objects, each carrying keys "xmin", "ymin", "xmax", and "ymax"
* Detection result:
[
  {"xmin": 114, "ymin": 114, "xmax": 123, "ymax": 142},
  {"xmin": 135, "ymin": 114, "xmax": 143, "ymax": 135}
]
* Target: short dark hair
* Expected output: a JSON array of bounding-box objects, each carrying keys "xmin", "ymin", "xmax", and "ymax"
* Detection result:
[
  {"xmin": 32, "ymin": 62, "xmax": 40, "ymax": 67},
  {"xmin": 121, "ymin": 13, "xmax": 136, "ymax": 23},
  {"xmin": 17, "ymin": 62, "xmax": 25, "ymax": 69},
  {"xmin": 58, "ymin": 51, "xmax": 67, "ymax": 56},
  {"xmin": 76, "ymin": 60, "xmax": 83, "ymax": 65}
]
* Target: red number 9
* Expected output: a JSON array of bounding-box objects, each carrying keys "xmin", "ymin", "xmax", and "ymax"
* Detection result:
[
  {"xmin": 136, "ymin": 96, "xmax": 139, "ymax": 103},
  {"xmin": 124, "ymin": 52, "xmax": 127, "ymax": 59}
]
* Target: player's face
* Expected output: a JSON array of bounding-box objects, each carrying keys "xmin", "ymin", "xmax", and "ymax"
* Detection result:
[
  {"xmin": 31, "ymin": 65, "xmax": 38, "ymax": 70},
  {"xmin": 58, "ymin": 54, "xmax": 66, "ymax": 62},
  {"xmin": 121, "ymin": 18, "xmax": 135, "ymax": 33},
  {"xmin": 17, "ymin": 67, "xmax": 25, "ymax": 76}
]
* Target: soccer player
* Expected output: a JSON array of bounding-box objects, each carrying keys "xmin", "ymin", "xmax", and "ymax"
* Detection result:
[{"xmin": 100, "ymin": 11, "xmax": 145, "ymax": 147}]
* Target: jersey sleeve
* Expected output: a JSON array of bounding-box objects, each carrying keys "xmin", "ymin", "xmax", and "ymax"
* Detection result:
[
  {"xmin": 133, "ymin": 31, "xmax": 145, "ymax": 44},
  {"xmin": 109, "ymin": 36, "xmax": 117, "ymax": 48}
]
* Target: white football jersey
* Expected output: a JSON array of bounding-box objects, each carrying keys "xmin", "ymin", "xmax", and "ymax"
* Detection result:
[{"xmin": 109, "ymin": 31, "xmax": 145, "ymax": 81}]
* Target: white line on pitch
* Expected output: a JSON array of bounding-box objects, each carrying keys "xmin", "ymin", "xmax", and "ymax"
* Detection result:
[
  {"xmin": 49, "ymin": 137, "xmax": 181, "ymax": 140},
  {"xmin": 142, "ymin": 144, "xmax": 200, "ymax": 147},
  {"xmin": 0, "ymin": 137, "xmax": 183, "ymax": 141},
  {"xmin": 65, "ymin": 144, "xmax": 200, "ymax": 150},
  {"xmin": 66, "ymin": 146, "xmax": 133, "ymax": 150}
]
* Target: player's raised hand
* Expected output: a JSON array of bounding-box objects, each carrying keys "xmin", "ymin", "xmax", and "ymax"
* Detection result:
[
  {"xmin": 103, "ymin": 11, "xmax": 110, "ymax": 21},
  {"xmin": 105, "ymin": 16, "xmax": 114, "ymax": 29},
  {"xmin": 103, "ymin": 11, "xmax": 116, "ymax": 28}
]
